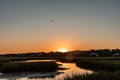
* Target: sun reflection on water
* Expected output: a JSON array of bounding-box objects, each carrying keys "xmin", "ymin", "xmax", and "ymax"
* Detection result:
[{"xmin": 0, "ymin": 60, "xmax": 93, "ymax": 80}]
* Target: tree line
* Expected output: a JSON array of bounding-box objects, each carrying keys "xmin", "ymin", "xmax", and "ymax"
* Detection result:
[{"xmin": 0, "ymin": 49, "xmax": 120, "ymax": 57}]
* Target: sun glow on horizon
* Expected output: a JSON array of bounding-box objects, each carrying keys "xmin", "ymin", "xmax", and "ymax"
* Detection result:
[{"xmin": 58, "ymin": 48, "xmax": 68, "ymax": 53}]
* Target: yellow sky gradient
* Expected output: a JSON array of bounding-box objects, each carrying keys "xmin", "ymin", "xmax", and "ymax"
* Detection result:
[{"xmin": 0, "ymin": 0, "xmax": 120, "ymax": 54}]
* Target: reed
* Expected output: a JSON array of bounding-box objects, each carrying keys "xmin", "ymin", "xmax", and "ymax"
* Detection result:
[
  {"xmin": 64, "ymin": 60, "xmax": 120, "ymax": 80},
  {"xmin": 0, "ymin": 61, "xmax": 59, "ymax": 73},
  {"xmin": 64, "ymin": 71, "xmax": 120, "ymax": 80},
  {"xmin": 76, "ymin": 60, "xmax": 120, "ymax": 71}
]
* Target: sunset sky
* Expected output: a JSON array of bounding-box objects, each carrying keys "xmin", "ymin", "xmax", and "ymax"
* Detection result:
[{"xmin": 0, "ymin": 0, "xmax": 120, "ymax": 53}]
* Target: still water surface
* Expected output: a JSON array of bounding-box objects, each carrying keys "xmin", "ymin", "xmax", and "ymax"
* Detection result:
[{"xmin": 0, "ymin": 60, "xmax": 93, "ymax": 80}]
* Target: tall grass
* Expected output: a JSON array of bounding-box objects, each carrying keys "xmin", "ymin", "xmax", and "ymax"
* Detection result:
[
  {"xmin": 0, "ymin": 61, "xmax": 59, "ymax": 73},
  {"xmin": 64, "ymin": 71, "xmax": 120, "ymax": 80},
  {"xmin": 64, "ymin": 60, "xmax": 120, "ymax": 80},
  {"xmin": 76, "ymin": 60, "xmax": 120, "ymax": 71},
  {"xmin": 0, "ymin": 56, "xmax": 58, "ymax": 62}
]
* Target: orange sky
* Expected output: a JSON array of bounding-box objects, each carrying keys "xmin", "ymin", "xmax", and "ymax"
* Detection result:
[{"xmin": 0, "ymin": 0, "xmax": 120, "ymax": 54}]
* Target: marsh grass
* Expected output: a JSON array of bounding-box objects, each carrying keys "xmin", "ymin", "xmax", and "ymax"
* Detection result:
[
  {"xmin": 0, "ymin": 61, "xmax": 59, "ymax": 73},
  {"xmin": 0, "ymin": 56, "xmax": 59, "ymax": 62},
  {"xmin": 64, "ymin": 60, "xmax": 120, "ymax": 80},
  {"xmin": 0, "ymin": 57, "xmax": 32, "ymax": 62},
  {"xmin": 76, "ymin": 60, "xmax": 120, "ymax": 71},
  {"xmin": 64, "ymin": 71, "xmax": 120, "ymax": 80}
]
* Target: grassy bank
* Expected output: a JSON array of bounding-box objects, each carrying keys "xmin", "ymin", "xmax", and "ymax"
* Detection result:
[
  {"xmin": 64, "ymin": 71, "xmax": 120, "ymax": 80},
  {"xmin": 64, "ymin": 60, "xmax": 120, "ymax": 80},
  {"xmin": 1, "ymin": 56, "xmax": 120, "ymax": 62},
  {"xmin": 0, "ymin": 57, "xmax": 59, "ymax": 62},
  {"xmin": 76, "ymin": 60, "xmax": 120, "ymax": 71},
  {"xmin": 0, "ymin": 61, "xmax": 59, "ymax": 73}
]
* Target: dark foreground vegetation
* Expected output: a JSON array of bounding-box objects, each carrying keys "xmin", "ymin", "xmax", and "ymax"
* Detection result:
[
  {"xmin": 64, "ymin": 60, "xmax": 120, "ymax": 80},
  {"xmin": 76, "ymin": 60, "xmax": 120, "ymax": 71},
  {"xmin": 0, "ymin": 61, "xmax": 59, "ymax": 73},
  {"xmin": 64, "ymin": 71, "xmax": 120, "ymax": 80}
]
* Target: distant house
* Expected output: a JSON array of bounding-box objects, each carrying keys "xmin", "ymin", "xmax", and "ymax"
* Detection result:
[
  {"xmin": 38, "ymin": 53, "xmax": 44, "ymax": 56},
  {"xmin": 90, "ymin": 53, "xmax": 99, "ymax": 57},
  {"xmin": 112, "ymin": 53, "xmax": 120, "ymax": 57}
]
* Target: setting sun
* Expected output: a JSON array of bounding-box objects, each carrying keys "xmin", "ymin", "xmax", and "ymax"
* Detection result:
[
  {"xmin": 58, "ymin": 48, "xmax": 68, "ymax": 53},
  {"xmin": 59, "ymin": 48, "xmax": 68, "ymax": 52}
]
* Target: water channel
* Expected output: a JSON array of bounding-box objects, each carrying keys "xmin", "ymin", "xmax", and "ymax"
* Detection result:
[{"xmin": 0, "ymin": 60, "xmax": 93, "ymax": 80}]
